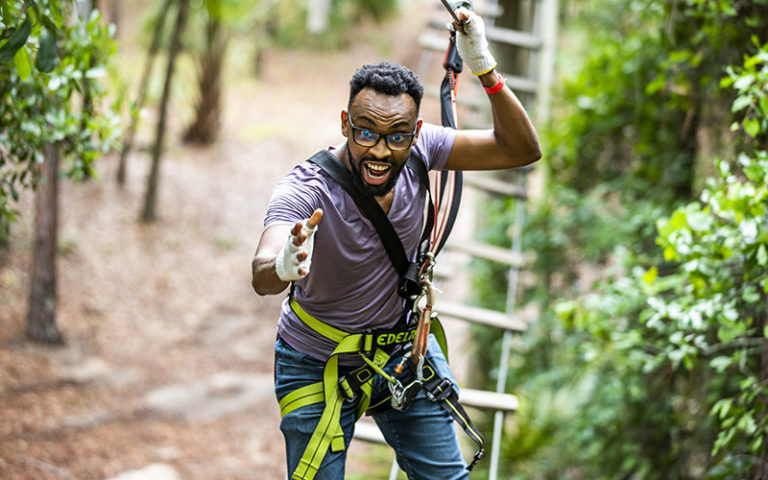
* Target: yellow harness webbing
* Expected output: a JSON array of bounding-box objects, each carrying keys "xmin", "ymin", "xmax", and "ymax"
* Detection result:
[
  {"xmin": 279, "ymin": 299, "xmax": 390, "ymax": 480},
  {"xmin": 280, "ymin": 298, "xmax": 454, "ymax": 480}
]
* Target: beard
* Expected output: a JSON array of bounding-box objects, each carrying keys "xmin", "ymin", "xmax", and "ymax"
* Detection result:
[{"xmin": 346, "ymin": 142, "xmax": 406, "ymax": 197}]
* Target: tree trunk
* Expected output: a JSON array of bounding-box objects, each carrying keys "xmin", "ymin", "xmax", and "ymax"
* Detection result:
[
  {"xmin": 0, "ymin": 209, "xmax": 10, "ymax": 248},
  {"xmin": 673, "ymin": 102, "xmax": 699, "ymax": 200},
  {"xmin": 307, "ymin": 0, "xmax": 332, "ymax": 33},
  {"xmin": 182, "ymin": 15, "xmax": 227, "ymax": 145},
  {"xmin": 140, "ymin": 0, "xmax": 189, "ymax": 221},
  {"xmin": 27, "ymin": 143, "xmax": 63, "ymax": 345},
  {"xmin": 110, "ymin": 0, "xmax": 120, "ymax": 38},
  {"xmin": 755, "ymin": 296, "xmax": 768, "ymax": 480},
  {"xmin": 80, "ymin": 0, "xmax": 97, "ymax": 180},
  {"xmin": 117, "ymin": 0, "xmax": 174, "ymax": 186}
]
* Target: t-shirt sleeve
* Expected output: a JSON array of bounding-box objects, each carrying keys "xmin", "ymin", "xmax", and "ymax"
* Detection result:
[
  {"xmin": 414, "ymin": 122, "xmax": 457, "ymax": 171},
  {"xmin": 264, "ymin": 163, "xmax": 323, "ymax": 229}
]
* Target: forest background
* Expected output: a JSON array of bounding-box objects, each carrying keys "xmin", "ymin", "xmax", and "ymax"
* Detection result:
[{"xmin": 1, "ymin": 0, "xmax": 768, "ymax": 479}]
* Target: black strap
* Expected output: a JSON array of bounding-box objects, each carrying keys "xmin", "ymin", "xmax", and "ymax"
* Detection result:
[
  {"xmin": 406, "ymin": 152, "xmax": 429, "ymax": 187},
  {"xmin": 406, "ymin": 153, "xmax": 436, "ymax": 252},
  {"xmin": 434, "ymin": 28, "xmax": 464, "ymax": 256},
  {"xmin": 421, "ymin": 363, "xmax": 485, "ymax": 471},
  {"xmin": 434, "ymin": 169, "xmax": 463, "ymax": 255},
  {"xmin": 308, "ymin": 150, "xmax": 433, "ymax": 298}
]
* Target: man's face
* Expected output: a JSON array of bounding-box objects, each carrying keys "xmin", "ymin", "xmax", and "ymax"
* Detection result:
[{"xmin": 342, "ymin": 88, "xmax": 421, "ymax": 197}]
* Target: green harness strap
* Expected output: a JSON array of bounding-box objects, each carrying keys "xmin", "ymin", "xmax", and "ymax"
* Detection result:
[
  {"xmin": 279, "ymin": 299, "xmax": 392, "ymax": 480},
  {"xmin": 280, "ymin": 298, "xmax": 453, "ymax": 480}
]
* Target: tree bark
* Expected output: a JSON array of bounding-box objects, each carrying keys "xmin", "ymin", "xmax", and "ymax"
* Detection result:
[
  {"xmin": 110, "ymin": 0, "xmax": 120, "ymax": 38},
  {"xmin": 140, "ymin": 0, "xmax": 189, "ymax": 221},
  {"xmin": 80, "ymin": 0, "xmax": 97, "ymax": 180},
  {"xmin": 26, "ymin": 143, "xmax": 63, "ymax": 345},
  {"xmin": 117, "ymin": 0, "xmax": 174, "ymax": 186},
  {"xmin": 183, "ymin": 15, "xmax": 227, "ymax": 145}
]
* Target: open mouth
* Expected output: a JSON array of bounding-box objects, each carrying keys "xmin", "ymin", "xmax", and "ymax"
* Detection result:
[{"xmin": 362, "ymin": 161, "xmax": 392, "ymax": 186}]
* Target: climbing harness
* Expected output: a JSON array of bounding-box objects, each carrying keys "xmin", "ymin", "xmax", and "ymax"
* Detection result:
[
  {"xmin": 281, "ymin": 149, "xmax": 483, "ymax": 480},
  {"xmin": 283, "ymin": 260, "xmax": 485, "ymax": 480},
  {"xmin": 279, "ymin": 3, "xmax": 488, "ymax": 479}
]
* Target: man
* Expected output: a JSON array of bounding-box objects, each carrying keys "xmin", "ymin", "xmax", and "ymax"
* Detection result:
[{"xmin": 252, "ymin": 8, "xmax": 540, "ymax": 480}]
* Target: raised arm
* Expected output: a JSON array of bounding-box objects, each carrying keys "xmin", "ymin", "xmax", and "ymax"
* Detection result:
[{"xmin": 443, "ymin": 8, "xmax": 542, "ymax": 171}]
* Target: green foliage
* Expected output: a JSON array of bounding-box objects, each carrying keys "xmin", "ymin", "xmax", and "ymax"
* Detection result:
[
  {"xmin": 548, "ymin": 0, "xmax": 767, "ymax": 204},
  {"xmin": 183, "ymin": 0, "xmax": 255, "ymax": 48},
  {"xmin": 722, "ymin": 36, "xmax": 768, "ymax": 142},
  {"xmin": 554, "ymin": 145, "xmax": 768, "ymax": 477},
  {"xmin": 0, "ymin": 0, "xmax": 121, "ymax": 227},
  {"xmin": 468, "ymin": 0, "xmax": 768, "ymax": 478}
]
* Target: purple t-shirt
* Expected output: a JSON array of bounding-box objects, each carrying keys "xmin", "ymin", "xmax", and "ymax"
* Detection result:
[{"xmin": 264, "ymin": 122, "xmax": 457, "ymax": 362}]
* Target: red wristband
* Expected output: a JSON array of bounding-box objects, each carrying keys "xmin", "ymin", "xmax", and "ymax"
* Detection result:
[{"xmin": 484, "ymin": 75, "xmax": 505, "ymax": 94}]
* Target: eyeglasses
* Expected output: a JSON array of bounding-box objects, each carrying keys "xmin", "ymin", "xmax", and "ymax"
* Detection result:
[{"xmin": 346, "ymin": 113, "xmax": 417, "ymax": 151}]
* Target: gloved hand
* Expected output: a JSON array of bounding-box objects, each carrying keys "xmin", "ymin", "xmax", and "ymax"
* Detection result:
[
  {"xmin": 454, "ymin": 7, "xmax": 497, "ymax": 76},
  {"xmin": 275, "ymin": 210, "xmax": 322, "ymax": 281}
]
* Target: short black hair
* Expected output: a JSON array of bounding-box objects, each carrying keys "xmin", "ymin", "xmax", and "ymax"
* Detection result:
[{"xmin": 348, "ymin": 62, "xmax": 423, "ymax": 111}]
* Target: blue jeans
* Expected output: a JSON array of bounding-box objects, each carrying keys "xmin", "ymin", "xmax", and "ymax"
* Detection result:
[{"xmin": 274, "ymin": 335, "xmax": 469, "ymax": 480}]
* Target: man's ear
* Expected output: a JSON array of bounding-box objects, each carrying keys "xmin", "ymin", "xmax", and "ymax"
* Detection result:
[
  {"xmin": 413, "ymin": 118, "xmax": 423, "ymax": 141},
  {"xmin": 340, "ymin": 110, "xmax": 349, "ymax": 138}
]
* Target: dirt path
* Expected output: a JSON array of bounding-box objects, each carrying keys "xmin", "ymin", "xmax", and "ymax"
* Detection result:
[{"xmin": 0, "ymin": 4, "xmax": 444, "ymax": 479}]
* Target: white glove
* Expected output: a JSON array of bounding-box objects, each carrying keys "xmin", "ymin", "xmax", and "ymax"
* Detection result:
[
  {"xmin": 455, "ymin": 8, "xmax": 497, "ymax": 76},
  {"xmin": 275, "ymin": 219, "xmax": 318, "ymax": 281}
]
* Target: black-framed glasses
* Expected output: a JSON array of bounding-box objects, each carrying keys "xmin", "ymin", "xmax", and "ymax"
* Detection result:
[{"xmin": 346, "ymin": 113, "xmax": 417, "ymax": 151}]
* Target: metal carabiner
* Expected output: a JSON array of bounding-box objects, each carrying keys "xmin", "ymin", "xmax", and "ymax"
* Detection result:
[
  {"xmin": 388, "ymin": 353, "xmax": 426, "ymax": 411},
  {"xmin": 418, "ymin": 251, "xmax": 436, "ymax": 283}
]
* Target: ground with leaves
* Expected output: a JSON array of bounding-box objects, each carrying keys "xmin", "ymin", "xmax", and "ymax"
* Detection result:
[{"xmin": 0, "ymin": 6, "xmax": 441, "ymax": 479}]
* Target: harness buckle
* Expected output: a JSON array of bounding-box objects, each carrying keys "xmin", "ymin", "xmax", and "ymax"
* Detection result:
[
  {"xmin": 338, "ymin": 364, "xmax": 375, "ymax": 403},
  {"xmin": 398, "ymin": 240, "xmax": 433, "ymax": 300},
  {"xmin": 338, "ymin": 377, "xmax": 358, "ymax": 403},
  {"xmin": 425, "ymin": 377, "xmax": 453, "ymax": 403},
  {"xmin": 467, "ymin": 448, "xmax": 485, "ymax": 471},
  {"xmin": 360, "ymin": 330, "xmax": 375, "ymax": 359},
  {"xmin": 398, "ymin": 264, "xmax": 422, "ymax": 299}
]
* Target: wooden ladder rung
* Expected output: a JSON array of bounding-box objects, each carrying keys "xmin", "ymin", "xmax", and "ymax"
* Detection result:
[
  {"xmin": 352, "ymin": 390, "xmax": 518, "ymax": 444},
  {"xmin": 462, "ymin": 172, "xmax": 528, "ymax": 198},
  {"xmin": 434, "ymin": 72, "xmax": 537, "ymax": 96},
  {"xmin": 423, "ymin": 22, "xmax": 543, "ymax": 50},
  {"xmin": 474, "ymin": 3, "xmax": 504, "ymax": 18},
  {"xmin": 446, "ymin": 240, "xmax": 526, "ymax": 268},
  {"xmin": 486, "ymin": 25, "xmax": 543, "ymax": 50},
  {"xmin": 423, "ymin": 86, "xmax": 487, "ymax": 109},
  {"xmin": 419, "ymin": 32, "xmax": 452, "ymax": 53},
  {"xmin": 432, "ymin": 261, "xmax": 455, "ymax": 279},
  {"xmin": 502, "ymin": 74, "xmax": 539, "ymax": 94},
  {"xmin": 438, "ymin": 302, "xmax": 526, "ymax": 332},
  {"xmin": 421, "ymin": 31, "xmax": 541, "ymax": 58},
  {"xmin": 460, "ymin": 388, "xmax": 519, "ymax": 412}
]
